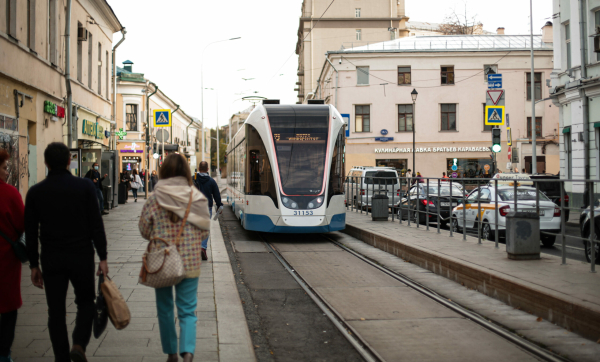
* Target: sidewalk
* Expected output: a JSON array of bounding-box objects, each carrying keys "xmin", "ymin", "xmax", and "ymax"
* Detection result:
[
  {"xmin": 343, "ymin": 209, "xmax": 600, "ymax": 341},
  {"xmin": 12, "ymin": 198, "xmax": 255, "ymax": 362}
]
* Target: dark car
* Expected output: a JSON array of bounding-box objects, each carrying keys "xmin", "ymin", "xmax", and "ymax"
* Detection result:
[
  {"xmin": 579, "ymin": 205, "xmax": 600, "ymax": 264},
  {"xmin": 529, "ymin": 174, "xmax": 570, "ymax": 221},
  {"xmin": 398, "ymin": 183, "xmax": 465, "ymax": 226}
]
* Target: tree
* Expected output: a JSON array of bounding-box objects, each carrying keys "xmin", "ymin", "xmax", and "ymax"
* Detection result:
[
  {"xmin": 437, "ymin": 2, "xmax": 484, "ymax": 35},
  {"xmin": 210, "ymin": 127, "xmax": 227, "ymax": 174}
]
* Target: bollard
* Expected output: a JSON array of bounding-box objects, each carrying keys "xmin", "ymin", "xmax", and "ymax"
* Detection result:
[
  {"xmin": 372, "ymin": 192, "xmax": 390, "ymax": 221},
  {"xmin": 506, "ymin": 212, "xmax": 540, "ymax": 260}
]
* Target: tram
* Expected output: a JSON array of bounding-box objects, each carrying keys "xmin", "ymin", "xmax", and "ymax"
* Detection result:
[{"xmin": 225, "ymin": 100, "xmax": 346, "ymax": 233}]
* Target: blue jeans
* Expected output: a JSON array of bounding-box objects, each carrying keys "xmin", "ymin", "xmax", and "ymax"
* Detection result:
[
  {"xmin": 155, "ymin": 278, "xmax": 199, "ymax": 356},
  {"xmin": 201, "ymin": 209, "xmax": 212, "ymax": 249},
  {"xmin": 132, "ymin": 188, "xmax": 138, "ymax": 199},
  {"xmin": 96, "ymin": 188, "xmax": 104, "ymax": 213}
]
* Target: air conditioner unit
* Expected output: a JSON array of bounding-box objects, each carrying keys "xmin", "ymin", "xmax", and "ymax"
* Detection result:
[{"xmin": 77, "ymin": 26, "xmax": 88, "ymax": 41}]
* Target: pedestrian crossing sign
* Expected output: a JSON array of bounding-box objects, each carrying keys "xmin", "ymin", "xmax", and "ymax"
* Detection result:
[
  {"xmin": 153, "ymin": 109, "xmax": 171, "ymax": 128},
  {"xmin": 485, "ymin": 105, "xmax": 505, "ymax": 126}
]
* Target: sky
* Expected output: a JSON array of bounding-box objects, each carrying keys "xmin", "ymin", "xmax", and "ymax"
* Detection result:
[{"xmin": 107, "ymin": 0, "xmax": 553, "ymax": 130}]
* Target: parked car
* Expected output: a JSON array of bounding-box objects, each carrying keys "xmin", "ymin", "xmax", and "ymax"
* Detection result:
[
  {"xmin": 579, "ymin": 205, "xmax": 600, "ymax": 264},
  {"xmin": 345, "ymin": 166, "xmax": 401, "ymax": 210},
  {"xmin": 451, "ymin": 185, "xmax": 562, "ymax": 247},
  {"xmin": 398, "ymin": 183, "xmax": 465, "ymax": 226},
  {"xmin": 528, "ymin": 174, "xmax": 570, "ymax": 222}
]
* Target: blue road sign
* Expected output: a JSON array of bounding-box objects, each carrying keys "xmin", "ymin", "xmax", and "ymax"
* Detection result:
[
  {"xmin": 485, "ymin": 105, "xmax": 505, "ymax": 126},
  {"xmin": 487, "ymin": 74, "xmax": 502, "ymax": 89},
  {"xmin": 153, "ymin": 109, "xmax": 171, "ymax": 128},
  {"xmin": 381, "ymin": 129, "xmax": 389, "ymax": 135},
  {"xmin": 375, "ymin": 137, "xmax": 394, "ymax": 142},
  {"xmin": 341, "ymin": 113, "xmax": 350, "ymax": 137},
  {"xmin": 451, "ymin": 165, "xmax": 458, "ymax": 171}
]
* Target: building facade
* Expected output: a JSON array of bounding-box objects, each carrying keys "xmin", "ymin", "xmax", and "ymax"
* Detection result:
[
  {"xmin": 296, "ymin": 0, "xmax": 409, "ymax": 103},
  {"xmin": 0, "ymin": 0, "xmax": 122, "ymax": 198},
  {"xmin": 550, "ymin": 0, "xmax": 600, "ymax": 207},
  {"xmin": 317, "ymin": 32, "xmax": 558, "ymax": 182},
  {"xmin": 115, "ymin": 61, "xmax": 201, "ymax": 176}
]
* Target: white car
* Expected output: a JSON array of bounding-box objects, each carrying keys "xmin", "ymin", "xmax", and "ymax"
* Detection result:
[{"xmin": 451, "ymin": 185, "xmax": 562, "ymax": 247}]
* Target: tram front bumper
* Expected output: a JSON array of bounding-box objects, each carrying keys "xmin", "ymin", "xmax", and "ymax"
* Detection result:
[{"xmin": 243, "ymin": 213, "xmax": 345, "ymax": 233}]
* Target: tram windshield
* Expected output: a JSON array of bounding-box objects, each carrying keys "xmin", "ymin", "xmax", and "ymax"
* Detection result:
[{"xmin": 267, "ymin": 105, "xmax": 329, "ymax": 195}]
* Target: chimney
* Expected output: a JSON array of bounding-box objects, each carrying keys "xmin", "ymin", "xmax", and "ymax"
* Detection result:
[
  {"xmin": 496, "ymin": 27, "xmax": 505, "ymax": 35},
  {"xmin": 542, "ymin": 21, "xmax": 553, "ymax": 43},
  {"xmin": 123, "ymin": 60, "xmax": 133, "ymax": 72}
]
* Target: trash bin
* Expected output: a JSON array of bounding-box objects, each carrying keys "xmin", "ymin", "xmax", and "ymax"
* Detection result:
[
  {"xmin": 118, "ymin": 182, "xmax": 127, "ymax": 204},
  {"xmin": 371, "ymin": 193, "xmax": 389, "ymax": 221},
  {"xmin": 505, "ymin": 212, "xmax": 540, "ymax": 260}
]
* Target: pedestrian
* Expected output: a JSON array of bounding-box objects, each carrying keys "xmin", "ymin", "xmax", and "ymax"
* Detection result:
[
  {"xmin": 193, "ymin": 161, "xmax": 223, "ymax": 261},
  {"xmin": 150, "ymin": 170, "xmax": 158, "ymax": 191},
  {"xmin": 130, "ymin": 169, "xmax": 142, "ymax": 202},
  {"xmin": 25, "ymin": 142, "xmax": 108, "ymax": 362},
  {"xmin": 0, "ymin": 149, "xmax": 24, "ymax": 362},
  {"xmin": 84, "ymin": 162, "xmax": 109, "ymax": 215},
  {"xmin": 442, "ymin": 172, "xmax": 448, "ymax": 180},
  {"xmin": 416, "ymin": 172, "xmax": 424, "ymax": 183},
  {"xmin": 139, "ymin": 153, "xmax": 210, "ymax": 362}
]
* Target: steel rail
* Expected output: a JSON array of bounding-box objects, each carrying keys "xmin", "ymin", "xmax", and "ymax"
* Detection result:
[
  {"xmin": 321, "ymin": 235, "xmax": 570, "ymax": 362},
  {"xmin": 260, "ymin": 235, "xmax": 381, "ymax": 362}
]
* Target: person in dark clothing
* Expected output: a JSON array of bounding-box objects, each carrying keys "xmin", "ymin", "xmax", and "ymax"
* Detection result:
[
  {"xmin": 193, "ymin": 161, "xmax": 223, "ymax": 260},
  {"xmin": 25, "ymin": 142, "xmax": 109, "ymax": 362},
  {"xmin": 84, "ymin": 162, "xmax": 109, "ymax": 215}
]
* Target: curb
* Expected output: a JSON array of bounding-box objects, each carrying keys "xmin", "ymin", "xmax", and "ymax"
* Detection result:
[{"xmin": 342, "ymin": 223, "xmax": 600, "ymax": 341}]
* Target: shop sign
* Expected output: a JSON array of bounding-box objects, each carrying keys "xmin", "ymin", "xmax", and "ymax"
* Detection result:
[
  {"xmin": 375, "ymin": 146, "xmax": 491, "ymax": 154},
  {"xmin": 81, "ymin": 119, "xmax": 105, "ymax": 140},
  {"xmin": 121, "ymin": 142, "xmax": 143, "ymax": 153},
  {"xmin": 116, "ymin": 128, "xmax": 127, "ymax": 140},
  {"xmin": 44, "ymin": 100, "xmax": 65, "ymax": 118},
  {"xmin": 375, "ymin": 137, "xmax": 394, "ymax": 142}
]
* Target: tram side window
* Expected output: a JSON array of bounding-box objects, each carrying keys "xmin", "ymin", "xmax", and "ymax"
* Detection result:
[
  {"xmin": 328, "ymin": 129, "xmax": 345, "ymax": 206},
  {"xmin": 238, "ymin": 138, "xmax": 246, "ymax": 193},
  {"xmin": 245, "ymin": 125, "xmax": 278, "ymax": 208}
]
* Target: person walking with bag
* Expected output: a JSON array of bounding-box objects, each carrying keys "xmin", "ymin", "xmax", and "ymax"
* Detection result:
[
  {"xmin": 84, "ymin": 162, "xmax": 109, "ymax": 215},
  {"xmin": 25, "ymin": 142, "xmax": 109, "ymax": 362},
  {"xmin": 130, "ymin": 169, "xmax": 143, "ymax": 202},
  {"xmin": 0, "ymin": 150, "xmax": 25, "ymax": 362},
  {"xmin": 193, "ymin": 161, "xmax": 222, "ymax": 261},
  {"xmin": 139, "ymin": 154, "xmax": 210, "ymax": 362}
]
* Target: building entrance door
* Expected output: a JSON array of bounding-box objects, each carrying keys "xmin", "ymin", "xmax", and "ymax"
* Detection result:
[{"xmin": 524, "ymin": 156, "xmax": 546, "ymax": 174}]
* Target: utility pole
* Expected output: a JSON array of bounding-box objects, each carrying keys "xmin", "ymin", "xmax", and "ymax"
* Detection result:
[{"xmin": 529, "ymin": 0, "xmax": 537, "ymax": 174}]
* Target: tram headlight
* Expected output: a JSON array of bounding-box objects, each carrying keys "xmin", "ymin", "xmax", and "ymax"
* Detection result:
[
  {"xmin": 281, "ymin": 197, "xmax": 298, "ymax": 209},
  {"xmin": 308, "ymin": 196, "xmax": 324, "ymax": 209}
]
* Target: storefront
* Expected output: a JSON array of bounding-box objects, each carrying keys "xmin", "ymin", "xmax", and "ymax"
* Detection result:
[
  {"xmin": 74, "ymin": 107, "xmax": 111, "ymax": 177},
  {"xmin": 118, "ymin": 141, "xmax": 145, "ymax": 172}
]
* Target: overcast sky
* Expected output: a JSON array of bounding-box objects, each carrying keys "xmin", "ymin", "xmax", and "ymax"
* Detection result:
[{"xmin": 107, "ymin": 0, "xmax": 553, "ymax": 130}]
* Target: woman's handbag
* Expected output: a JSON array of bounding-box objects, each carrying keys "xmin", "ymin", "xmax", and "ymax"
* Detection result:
[
  {"xmin": 0, "ymin": 230, "xmax": 28, "ymax": 263},
  {"xmin": 93, "ymin": 274, "xmax": 109, "ymax": 338},
  {"xmin": 138, "ymin": 190, "xmax": 193, "ymax": 289},
  {"xmin": 100, "ymin": 275, "xmax": 130, "ymax": 330}
]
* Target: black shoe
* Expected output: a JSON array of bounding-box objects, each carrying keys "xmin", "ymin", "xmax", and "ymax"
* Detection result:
[
  {"xmin": 135, "ymin": 199, "xmax": 137, "ymax": 202},
  {"xmin": 101, "ymin": 211, "xmax": 109, "ymax": 215},
  {"xmin": 201, "ymin": 248, "xmax": 208, "ymax": 260}
]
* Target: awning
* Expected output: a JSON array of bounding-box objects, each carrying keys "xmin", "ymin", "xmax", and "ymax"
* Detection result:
[
  {"xmin": 562, "ymin": 126, "xmax": 571, "ymax": 133},
  {"xmin": 594, "ymin": 122, "xmax": 600, "ymax": 128}
]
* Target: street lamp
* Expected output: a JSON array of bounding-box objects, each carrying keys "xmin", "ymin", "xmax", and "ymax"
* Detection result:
[
  {"xmin": 201, "ymin": 37, "xmax": 241, "ymax": 162},
  {"xmin": 411, "ymin": 89, "xmax": 418, "ymax": 181}
]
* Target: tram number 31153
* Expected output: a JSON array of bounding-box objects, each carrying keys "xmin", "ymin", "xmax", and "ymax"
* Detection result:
[{"xmin": 293, "ymin": 211, "xmax": 314, "ymax": 216}]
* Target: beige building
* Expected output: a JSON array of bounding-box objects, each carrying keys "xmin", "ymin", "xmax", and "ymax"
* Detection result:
[
  {"xmin": 115, "ymin": 61, "xmax": 203, "ymax": 176},
  {"xmin": 317, "ymin": 29, "xmax": 558, "ymax": 181},
  {"xmin": 295, "ymin": 0, "xmax": 409, "ymax": 103},
  {"xmin": 0, "ymin": 0, "xmax": 122, "ymax": 198}
]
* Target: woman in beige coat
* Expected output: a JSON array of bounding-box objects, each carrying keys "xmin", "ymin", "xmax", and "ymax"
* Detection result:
[{"xmin": 139, "ymin": 154, "xmax": 210, "ymax": 362}]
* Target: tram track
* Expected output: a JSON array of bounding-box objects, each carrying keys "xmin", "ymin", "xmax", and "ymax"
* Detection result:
[{"xmin": 260, "ymin": 232, "xmax": 570, "ymax": 362}]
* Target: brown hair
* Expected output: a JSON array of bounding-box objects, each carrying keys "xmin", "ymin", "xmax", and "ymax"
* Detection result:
[
  {"xmin": 0, "ymin": 149, "xmax": 9, "ymax": 166},
  {"xmin": 159, "ymin": 153, "xmax": 193, "ymax": 186},
  {"xmin": 133, "ymin": 168, "xmax": 138, "ymax": 175}
]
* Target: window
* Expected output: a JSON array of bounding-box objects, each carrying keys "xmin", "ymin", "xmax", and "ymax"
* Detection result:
[
  {"xmin": 565, "ymin": 132, "xmax": 572, "ymax": 178},
  {"xmin": 398, "ymin": 104, "xmax": 413, "ymax": 131},
  {"xmin": 7, "ymin": 0, "xmax": 16, "ymax": 37},
  {"xmin": 355, "ymin": 105, "xmax": 370, "ymax": 132},
  {"xmin": 526, "ymin": 72, "xmax": 542, "ymax": 100},
  {"xmin": 565, "ymin": 23, "xmax": 571, "ymax": 69},
  {"xmin": 596, "ymin": 12, "xmax": 600, "ymax": 61},
  {"xmin": 246, "ymin": 125, "xmax": 278, "ymax": 207},
  {"xmin": 49, "ymin": 0, "xmax": 57, "ymax": 64},
  {"xmin": 27, "ymin": 0, "xmax": 36, "ymax": 50},
  {"xmin": 106, "ymin": 51, "xmax": 109, "ymax": 98},
  {"xmin": 125, "ymin": 104, "xmax": 138, "ymax": 131},
  {"xmin": 398, "ymin": 66, "xmax": 411, "ymax": 85},
  {"xmin": 482, "ymin": 103, "xmax": 491, "ymax": 131},
  {"xmin": 98, "ymin": 42, "xmax": 102, "ymax": 94},
  {"xmin": 357, "ymin": 66, "xmax": 369, "ymax": 85},
  {"xmin": 441, "ymin": 66, "xmax": 454, "ymax": 85},
  {"xmin": 356, "ymin": 29, "xmax": 362, "ymax": 41},
  {"xmin": 77, "ymin": 22, "xmax": 83, "ymax": 82},
  {"xmin": 527, "ymin": 117, "xmax": 542, "ymax": 138},
  {"xmin": 88, "ymin": 32, "xmax": 93, "ymax": 88},
  {"xmin": 440, "ymin": 104, "xmax": 457, "ymax": 131},
  {"xmin": 355, "ymin": 8, "xmax": 361, "ymax": 17},
  {"xmin": 483, "ymin": 64, "xmax": 497, "ymax": 81}
]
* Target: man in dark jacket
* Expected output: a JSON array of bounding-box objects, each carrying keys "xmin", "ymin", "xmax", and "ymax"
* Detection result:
[
  {"xmin": 84, "ymin": 162, "xmax": 108, "ymax": 215},
  {"xmin": 194, "ymin": 161, "xmax": 223, "ymax": 260},
  {"xmin": 25, "ymin": 142, "xmax": 108, "ymax": 362}
]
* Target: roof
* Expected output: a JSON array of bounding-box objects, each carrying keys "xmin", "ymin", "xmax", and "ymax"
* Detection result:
[
  {"xmin": 338, "ymin": 35, "xmax": 552, "ymax": 53},
  {"xmin": 122, "ymin": 60, "xmax": 134, "ymax": 64}
]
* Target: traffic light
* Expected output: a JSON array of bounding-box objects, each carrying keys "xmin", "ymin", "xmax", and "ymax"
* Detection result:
[{"xmin": 492, "ymin": 128, "xmax": 502, "ymax": 153}]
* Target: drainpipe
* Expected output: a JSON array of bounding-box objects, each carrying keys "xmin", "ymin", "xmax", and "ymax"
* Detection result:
[
  {"xmin": 145, "ymin": 82, "xmax": 158, "ymax": 199},
  {"xmin": 65, "ymin": 0, "xmax": 73, "ymax": 148},
  {"xmin": 579, "ymin": 0, "xmax": 590, "ymax": 207},
  {"xmin": 170, "ymin": 104, "xmax": 180, "ymax": 145},
  {"xmin": 325, "ymin": 57, "xmax": 338, "ymax": 109},
  {"xmin": 112, "ymin": 28, "xmax": 126, "ymax": 152}
]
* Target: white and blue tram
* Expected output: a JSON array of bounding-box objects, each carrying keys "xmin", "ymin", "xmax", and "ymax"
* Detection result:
[{"xmin": 226, "ymin": 100, "xmax": 346, "ymax": 233}]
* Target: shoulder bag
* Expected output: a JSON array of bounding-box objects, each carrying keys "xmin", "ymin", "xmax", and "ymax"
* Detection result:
[
  {"xmin": 0, "ymin": 229, "xmax": 28, "ymax": 263},
  {"xmin": 138, "ymin": 189, "xmax": 193, "ymax": 289}
]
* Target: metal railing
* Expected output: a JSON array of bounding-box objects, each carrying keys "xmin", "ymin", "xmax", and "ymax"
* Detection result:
[{"xmin": 344, "ymin": 175, "xmax": 599, "ymax": 272}]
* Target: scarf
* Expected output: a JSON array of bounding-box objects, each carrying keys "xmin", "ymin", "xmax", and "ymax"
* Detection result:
[{"xmin": 153, "ymin": 176, "xmax": 211, "ymax": 230}]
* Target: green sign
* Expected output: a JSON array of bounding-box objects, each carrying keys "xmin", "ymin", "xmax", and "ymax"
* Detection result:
[
  {"xmin": 82, "ymin": 119, "xmax": 105, "ymax": 139},
  {"xmin": 116, "ymin": 128, "xmax": 127, "ymax": 140}
]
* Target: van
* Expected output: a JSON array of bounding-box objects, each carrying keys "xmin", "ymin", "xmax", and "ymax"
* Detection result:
[{"xmin": 344, "ymin": 166, "xmax": 401, "ymax": 209}]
